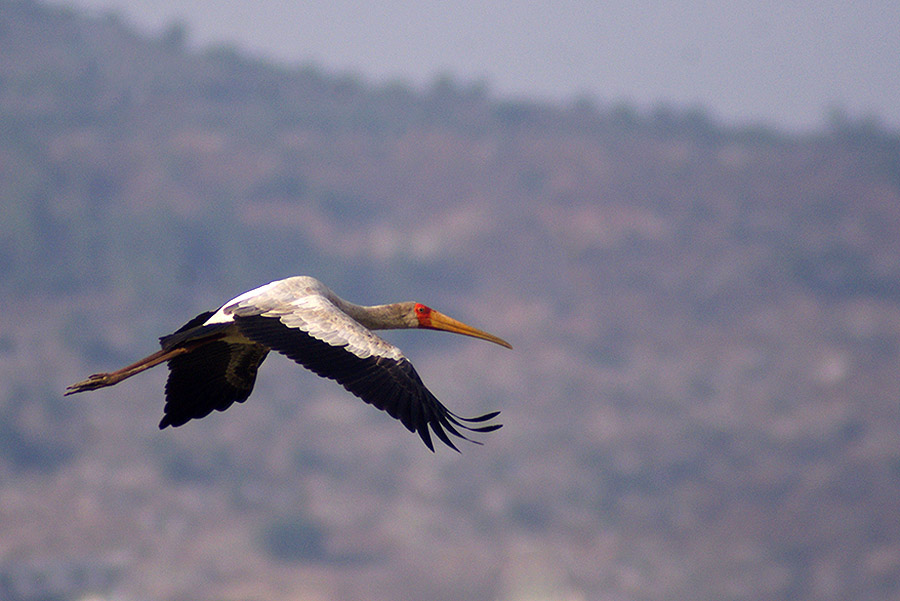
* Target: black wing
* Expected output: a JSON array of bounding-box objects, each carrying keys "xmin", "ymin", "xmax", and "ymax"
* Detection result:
[
  {"xmin": 159, "ymin": 340, "xmax": 269, "ymax": 428},
  {"xmin": 233, "ymin": 314, "xmax": 500, "ymax": 451}
]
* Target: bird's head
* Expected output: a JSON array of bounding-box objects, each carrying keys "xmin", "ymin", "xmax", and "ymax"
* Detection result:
[{"xmin": 412, "ymin": 303, "xmax": 512, "ymax": 349}]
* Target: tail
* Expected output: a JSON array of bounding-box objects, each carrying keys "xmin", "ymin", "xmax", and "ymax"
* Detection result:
[{"xmin": 64, "ymin": 346, "xmax": 190, "ymax": 396}]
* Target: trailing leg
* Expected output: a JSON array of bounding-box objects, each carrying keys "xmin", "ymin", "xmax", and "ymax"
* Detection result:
[{"xmin": 65, "ymin": 346, "xmax": 190, "ymax": 395}]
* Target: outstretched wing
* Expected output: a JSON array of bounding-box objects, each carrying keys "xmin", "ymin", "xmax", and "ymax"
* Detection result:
[
  {"xmin": 226, "ymin": 295, "xmax": 500, "ymax": 451},
  {"xmin": 159, "ymin": 339, "xmax": 269, "ymax": 428}
]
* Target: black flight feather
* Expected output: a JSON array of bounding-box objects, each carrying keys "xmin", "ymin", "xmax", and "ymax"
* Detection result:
[{"xmin": 232, "ymin": 314, "xmax": 501, "ymax": 451}]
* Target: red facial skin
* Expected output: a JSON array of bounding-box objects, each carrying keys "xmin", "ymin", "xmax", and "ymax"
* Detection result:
[{"xmin": 414, "ymin": 303, "xmax": 433, "ymax": 328}]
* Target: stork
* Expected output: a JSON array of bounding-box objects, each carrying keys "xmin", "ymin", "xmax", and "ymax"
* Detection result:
[{"xmin": 66, "ymin": 276, "xmax": 511, "ymax": 451}]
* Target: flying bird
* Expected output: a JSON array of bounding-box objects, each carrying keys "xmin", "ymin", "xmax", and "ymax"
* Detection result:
[{"xmin": 65, "ymin": 276, "xmax": 511, "ymax": 451}]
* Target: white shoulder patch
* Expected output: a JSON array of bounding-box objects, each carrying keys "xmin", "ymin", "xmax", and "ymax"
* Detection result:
[
  {"xmin": 204, "ymin": 280, "xmax": 283, "ymax": 325},
  {"xmin": 269, "ymin": 295, "xmax": 404, "ymax": 361},
  {"xmin": 206, "ymin": 278, "xmax": 404, "ymax": 362}
]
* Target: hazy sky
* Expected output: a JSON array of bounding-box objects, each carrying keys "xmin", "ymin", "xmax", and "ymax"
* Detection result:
[{"xmin": 49, "ymin": 0, "xmax": 900, "ymax": 131}]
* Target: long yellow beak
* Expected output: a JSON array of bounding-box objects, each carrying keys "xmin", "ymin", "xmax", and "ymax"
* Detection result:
[{"xmin": 427, "ymin": 310, "xmax": 513, "ymax": 349}]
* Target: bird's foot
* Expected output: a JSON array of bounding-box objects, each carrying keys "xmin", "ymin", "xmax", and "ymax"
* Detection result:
[{"xmin": 64, "ymin": 373, "xmax": 113, "ymax": 395}]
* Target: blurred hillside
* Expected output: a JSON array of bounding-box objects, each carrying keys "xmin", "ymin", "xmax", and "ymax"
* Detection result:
[{"xmin": 3, "ymin": 1, "xmax": 900, "ymax": 600}]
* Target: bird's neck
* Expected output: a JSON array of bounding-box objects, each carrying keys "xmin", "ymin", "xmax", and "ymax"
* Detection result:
[{"xmin": 334, "ymin": 300, "xmax": 414, "ymax": 331}]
